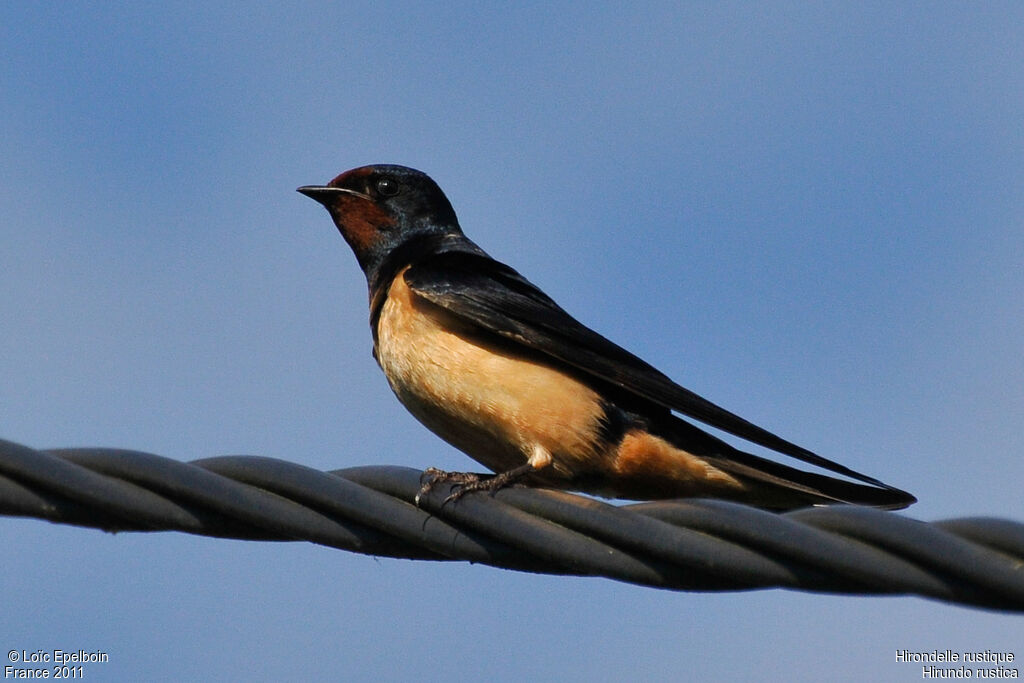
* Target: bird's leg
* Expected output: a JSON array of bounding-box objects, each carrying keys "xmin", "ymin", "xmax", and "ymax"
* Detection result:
[{"xmin": 416, "ymin": 446, "xmax": 553, "ymax": 505}]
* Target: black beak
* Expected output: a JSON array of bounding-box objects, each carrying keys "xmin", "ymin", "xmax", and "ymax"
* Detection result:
[{"xmin": 296, "ymin": 185, "xmax": 349, "ymax": 207}]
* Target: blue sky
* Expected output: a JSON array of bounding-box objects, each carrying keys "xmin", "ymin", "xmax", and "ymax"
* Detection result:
[{"xmin": 2, "ymin": 3, "xmax": 1022, "ymax": 680}]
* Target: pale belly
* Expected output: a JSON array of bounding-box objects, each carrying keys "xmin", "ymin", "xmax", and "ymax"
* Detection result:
[{"xmin": 374, "ymin": 272, "xmax": 606, "ymax": 479}]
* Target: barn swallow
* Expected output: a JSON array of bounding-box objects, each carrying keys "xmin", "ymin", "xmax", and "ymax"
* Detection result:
[{"xmin": 298, "ymin": 165, "xmax": 915, "ymax": 510}]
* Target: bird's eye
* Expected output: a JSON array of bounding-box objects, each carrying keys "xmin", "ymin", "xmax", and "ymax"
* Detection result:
[{"xmin": 375, "ymin": 177, "xmax": 400, "ymax": 197}]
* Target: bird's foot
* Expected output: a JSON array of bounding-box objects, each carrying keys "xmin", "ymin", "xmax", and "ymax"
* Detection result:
[
  {"xmin": 416, "ymin": 464, "xmax": 534, "ymax": 506},
  {"xmin": 415, "ymin": 468, "xmax": 482, "ymax": 506}
]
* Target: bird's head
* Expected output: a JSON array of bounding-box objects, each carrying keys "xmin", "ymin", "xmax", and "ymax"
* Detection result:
[{"xmin": 298, "ymin": 165, "xmax": 462, "ymax": 279}]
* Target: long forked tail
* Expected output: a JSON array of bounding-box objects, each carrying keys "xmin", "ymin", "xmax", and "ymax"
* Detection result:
[
  {"xmin": 707, "ymin": 448, "xmax": 916, "ymax": 510},
  {"xmin": 656, "ymin": 415, "xmax": 916, "ymax": 511}
]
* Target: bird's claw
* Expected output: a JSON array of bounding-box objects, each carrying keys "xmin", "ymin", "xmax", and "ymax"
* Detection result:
[
  {"xmin": 415, "ymin": 467, "xmax": 484, "ymax": 506},
  {"xmin": 415, "ymin": 464, "xmax": 535, "ymax": 506}
]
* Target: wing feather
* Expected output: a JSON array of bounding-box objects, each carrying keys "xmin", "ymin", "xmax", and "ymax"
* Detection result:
[{"xmin": 403, "ymin": 251, "xmax": 901, "ymax": 493}]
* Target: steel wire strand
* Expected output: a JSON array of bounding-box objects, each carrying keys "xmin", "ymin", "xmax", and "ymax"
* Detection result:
[{"xmin": 1, "ymin": 438, "xmax": 1023, "ymax": 611}]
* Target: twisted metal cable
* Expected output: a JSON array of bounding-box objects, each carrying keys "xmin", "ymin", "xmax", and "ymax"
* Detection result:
[{"xmin": 2, "ymin": 437, "xmax": 1022, "ymax": 612}]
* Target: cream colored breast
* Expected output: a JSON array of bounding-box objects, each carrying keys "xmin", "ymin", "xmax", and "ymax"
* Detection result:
[{"xmin": 374, "ymin": 269, "xmax": 605, "ymax": 476}]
